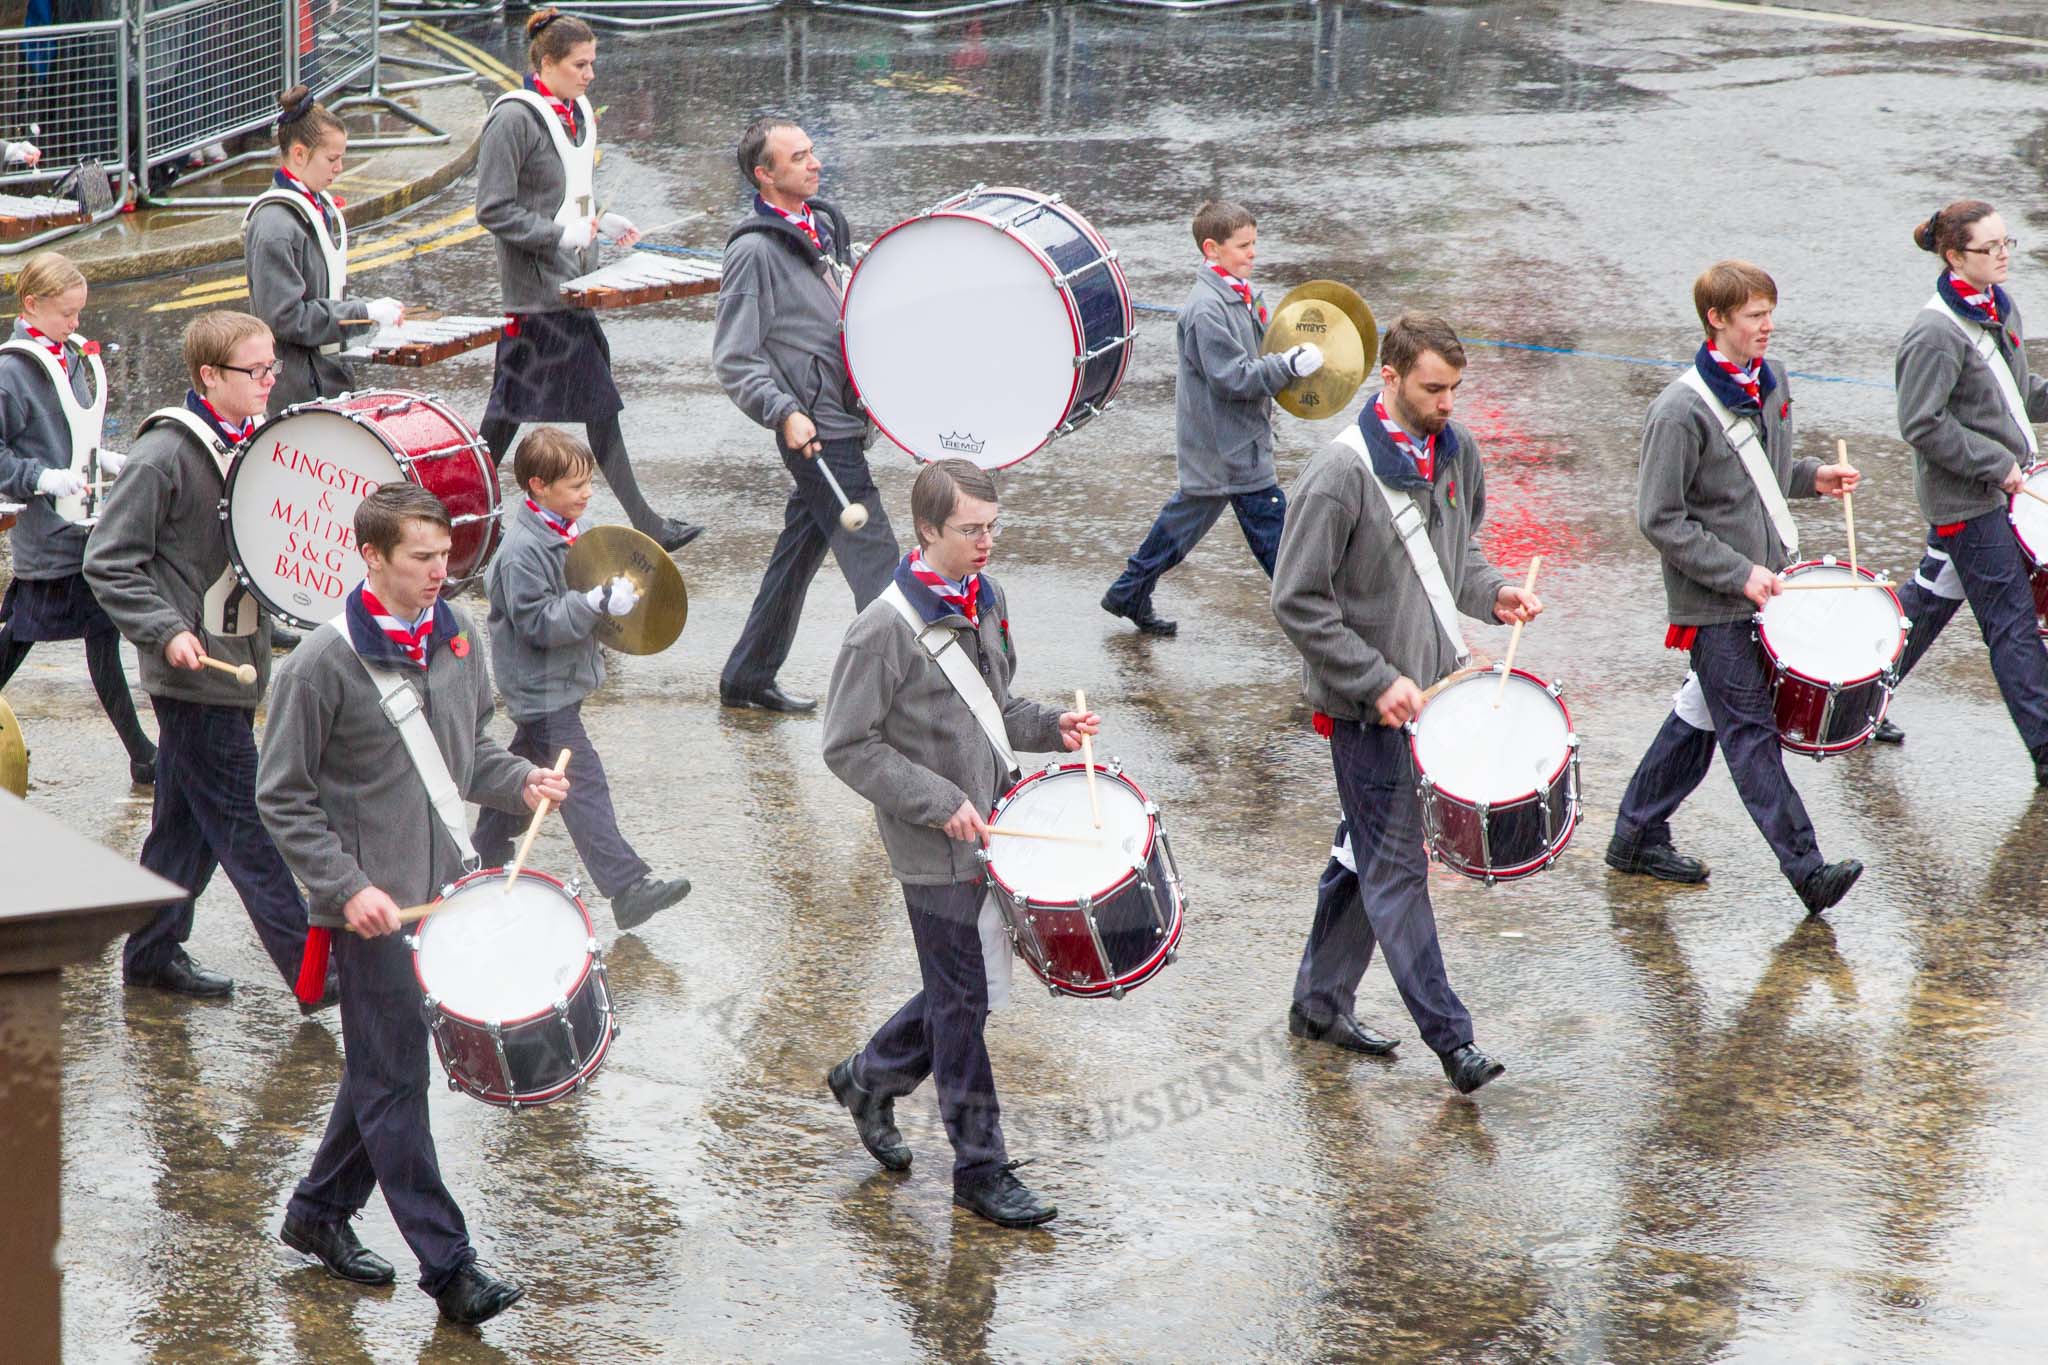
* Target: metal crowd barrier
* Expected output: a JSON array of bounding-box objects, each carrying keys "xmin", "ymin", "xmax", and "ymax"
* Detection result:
[
  {"xmin": 302, "ymin": 0, "xmax": 380, "ymax": 99},
  {"xmin": 0, "ymin": 17, "xmax": 131, "ymax": 252},
  {"xmin": 135, "ymin": 0, "xmax": 294, "ymax": 172},
  {"xmin": 551, "ymin": 0, "xmax": 779, "ymax": 32}
]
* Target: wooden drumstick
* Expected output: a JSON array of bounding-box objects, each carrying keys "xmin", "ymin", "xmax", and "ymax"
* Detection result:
[
  {"xmin": 505, "ymin": 748, "xmax": 572, "ymax": 887},
  {"xmin": 1836, "ymin": 439, "xmax": 1858, "ymax": 576},
  {"xmin": 394, "ymin": 899, "xmax": 442, "ymax": 925},
  {"xmin": 984, "ymin": 826, "xmax": 1104, "ymax": 848},
  {"xmin": 812, "ymin": 456, "xmax": 869, "ymax": 532},
  {"xmin": 196, "ymin": 655, "xmax": 257, "ymax": 685},
  {"xmin": 1075, "ymin": 687, "xmax": 1101, "ymax": 829},
  {"xmin": 1493, "ymin": 555, "xmax": 1543, "ymax": 708}
]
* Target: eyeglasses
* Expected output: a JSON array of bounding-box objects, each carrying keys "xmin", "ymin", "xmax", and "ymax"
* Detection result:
[
  {"xmin": 1960, "ymin": 237, "xmax": 2019, "ymax": 257},
  {"xmin": 945, "ymin": 519, "xmax": 1002, "ymax": 542},
  {"xmin": 218, "ymin": 361, "xmax": 282, "ymax": 382}
]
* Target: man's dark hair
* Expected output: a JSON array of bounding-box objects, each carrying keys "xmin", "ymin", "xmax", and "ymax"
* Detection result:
[
  {"xmin": 910, "ymin": 459, "xmax": 999, "ymax": 550},
  {"xmin": 1381, "ymin": 314, "xmax": 1467, "ymax": 377},
  {"xmin": 737, "ymin": 116, "xmax": 800, "ymax": 189},
  {"xmin": 355, "ymin": 483, "xmax": 450, "ymax": 559}
]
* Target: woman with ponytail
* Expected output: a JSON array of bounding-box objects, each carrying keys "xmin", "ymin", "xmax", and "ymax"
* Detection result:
[
  {"xmin": 242, "ymin": 85, "xmax": 405, "ymax": 415},
  {"xmin": 473, "ymin": 9, "xmax": 700, "ymax": 553},
  {"xmin": 1884, "ymin": 200, "xmax": 2048, "ymax": 775}
]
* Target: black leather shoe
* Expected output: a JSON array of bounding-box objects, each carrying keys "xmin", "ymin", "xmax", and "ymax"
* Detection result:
[
  {"xmin": 612, "ymin": 874, "xmax": 690, "ymax": 931},
  {"xmin": 827, "ymin": 1056, "xmax": 911, "ymax": 1172},
  {"xmin": 126, "ymin": 952, "xmax": 233, "ymax": 999},
  {"xmin": 1797, "ymin": 858, "xmax": 1863, "ymax": 915},
  {"xmin": 1440, "ymin": 1043, "xmax": 1506, "ymax": 1095},
  {"xmin": 435, "ymin": 1263, "xmax": 524, "ymax": 1326},
  {"xmin": 1871, "ymin": 717, "xmax": 1904, "ymax": 745},
  {"xmin": 1288, "ymin": 1003, "xmax": 1399, "ymax": 1056},
  {"xmin": 953, "ymin": 1159, "xmax": 1057, "ymax": 1228},
  {"xmin": 1100, "ymin": 593, "xmax": 1177, "ymax": 637},
  {"xmin": 1604, "ymin": 834, "xmax": 1709, "ymax": 884},
  {"xmin": 654, "ymin": 519, "xmax": 705, "ymax": 553},
  {"xmin": 298, "ymin": 968, "xmax": 340, "ymax": 1017},
  {"xmin": 280, "ymin": 1213, "xmax": 395, "ymax": 1285},
  {"xmin": 269, "ymin": 624, "xmax": 302, "ymax": 652},
  {"xmin": 721, "ymin": 683, "xmax": 817, "ymax": 713},
  {"xmin": 130, "ymin": 753, "xmax": 157, "ymax": 786}
]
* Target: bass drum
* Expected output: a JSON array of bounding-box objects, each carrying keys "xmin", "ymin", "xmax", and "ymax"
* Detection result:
[{"xmin": 841, "ymin": 186, "xmax": 1134, "ymax": 470}]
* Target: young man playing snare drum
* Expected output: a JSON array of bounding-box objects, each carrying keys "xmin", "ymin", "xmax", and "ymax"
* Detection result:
[
  {"xmin": 1605, "ymin": 260, "xmax": 1864, "ymax": 914},
  {"xmin": 257, "ymin": 483, "xmax": 566, "ymax": 1326}
]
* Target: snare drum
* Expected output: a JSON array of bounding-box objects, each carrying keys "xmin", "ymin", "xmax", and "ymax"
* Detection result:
[
  {"xmin": 982, "ymin": 760, "xmax": 1183, "ymax": 1000},
  {"xmin": 413, "ymin": 868, "xmax": 616, "ymax": 1109},
  {"xmin": 841, "ymin": 185, "xmax": 1134, "ymax": 470},
  {"xmin": 1754, "ymin": 558, "xmax": 1907, "ymax": 756},
  {"xmin": 2007, "ymin": 461, "xmax": 2048, "ymax": 635},
  {"xmin": 1407, "ymin": 666, "xmax": 1581, "ymax": 883},
  {"xmin": 224, "ymin": 391, "xmax": 501, "ymax": 629}
]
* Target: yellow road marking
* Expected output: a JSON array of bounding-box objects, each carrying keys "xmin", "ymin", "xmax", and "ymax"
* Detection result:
[
  {"xmin": 411, "ymin": 22, "xmax": 521, "ymax": 89},
  {"xmin": 164, "ymin": 206, "xmax": 479, "ymax": 305},
  {"xmin": 149, "ymin": 224, "xmax": 492, "ymax": 313}
]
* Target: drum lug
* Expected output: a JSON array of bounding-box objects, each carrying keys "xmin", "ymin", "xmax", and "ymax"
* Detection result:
[
  {"xmin": 923, "ymin": 183, "xmax": 985, "ymax": 217},
  {"xmin": 1475, "ymin": 798, "xmax": 1493, "ymax": 881},
  {"xmin": 1050, "ymin": 253, "xmax": 1117, "ymax": 290},
  {"xmin": 490, "ymin": 1022, "xmax": 513, "ymax": 1103},
  {"xmin": 1077, "ymin": 893, "xmax": 1119, "ymax": 1000},
  {"xmin": 554, "ymin": 997, "xmax": 582, "ymax": 1071},
  {"xmin": 1107, "ymin": 757, "xmax": 1125, "ymax": 778}
]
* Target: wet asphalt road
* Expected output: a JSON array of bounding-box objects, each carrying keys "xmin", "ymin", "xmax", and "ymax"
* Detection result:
[{"xmin": 14, "ymin": 1, "xmax": 2048, "ymax": 1360}]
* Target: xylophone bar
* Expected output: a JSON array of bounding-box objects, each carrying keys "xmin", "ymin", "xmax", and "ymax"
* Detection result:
[
  {"xmin": 353, "ymin": 315, "xmax": 506, "ymax": 368},
  {"xmin": 0, "ymin": 192, "xmax": 90, "ymax": 241},
  {"xmin": 560, "ymin": 251, "xmax": 722, "ymax": 312}
]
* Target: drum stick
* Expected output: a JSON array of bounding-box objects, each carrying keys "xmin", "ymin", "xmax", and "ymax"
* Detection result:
[
  {"xmin": 505, "ymin": 748, "xmax": 573, "ymax": 887},
  {"xmin": 984, "ymin": 826, "xmax": 1104, "ymax": 848},
  {"xmin": 1493, "ymin": 555, "xmax": 1542, "ymax": 709},
  {"xmin": 812, "ymin": 456, "xmax": 869, "ymax": 532},
  {"xmin": 1075, "ymin": 687, "xmax": 1101, "ymax": 829},
  {"xmin": 394, "ymin": 899, "xmax": 441, "ymax": 925},
  {"xmin": 196, "ymin": 655, "xmax": 257, "ymax": 685},
  {"xmin": 1836, "ymin": 439, "xmax": 1858, "ymax": 576}
]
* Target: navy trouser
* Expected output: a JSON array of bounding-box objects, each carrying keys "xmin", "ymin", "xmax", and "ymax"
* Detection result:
[
  {"xmin": 855, "ymin": 879, "xmax": 1006, "ymax": 1187},
  {"xmin": 1103, "ymin": 485, "xmax": 1287, "ymax": 616},
  {"xmin": 287, "ymin": 928, "xmax": 473, "ymax": 1294},
  {"xmin": 1892, "ymin": 511, "xmax": 2048, "ymax": 756},
  {"xmin": 126, "ymin": 697, "xmax": 307, "ymax": 985},
  {"xmin": 472, "ymin": 702, "xmax": 648, "ymax": 899},
  {"xmin": 1613, "ymin": 622, "xmax": 1824, "ymax": 886},
  {"xmin": 721, "ymin": 436, "xmax": 900, "ymax": 694},
  {"xmin": 1292, "ymin": 720, "xmax": 1473, "ymax": 1056}
]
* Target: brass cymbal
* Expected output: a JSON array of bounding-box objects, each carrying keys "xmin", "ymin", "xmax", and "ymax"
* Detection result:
[
  {"xmin": 1263, "ymin": 281, "xmax": 1379, "ymax": 421},
  {"xmin": 563, "ymin": 525, "xmax": 687, "ymax": 656},
  {"xmin": 0, "ymin": 693, "xmax": 27, "ymax": 798}
]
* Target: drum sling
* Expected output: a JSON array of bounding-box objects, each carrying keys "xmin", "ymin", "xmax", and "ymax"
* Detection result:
[
  {"xmin": 141, "ymin": 407, "xmax": 259, "ymax": 638},
  {"xmin": 1678, "ymin": 367, "xmax": 1800, "ymax": 555},
  {"xmin": 1334, "ymin": 425, "xmax": 1471, "ymax": 667},
  {"xmin": 1925, "ymin": 294, "xmax": 2038, "ymax": 458}
]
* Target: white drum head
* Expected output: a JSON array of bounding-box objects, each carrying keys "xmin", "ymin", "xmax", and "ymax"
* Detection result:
[
  {"xmin": 842, "ymin": 214, "xmax": 1076, "ymax": 470},
  {"xmin": 2011, "ymin": 464, "xmax": 2048, "ymax": 563},
  {"xmin": 1412, "ymin": 671, "xmax": 1570, "ymax": 803},
  {"xmin": 988, "ymin": 768, "xmax": 1151, "ymax": 903},
  {"xmin": 230, "ymin": 409, "xmax": 402, "ymax": 622},
  {"xmin": 1760, "ymin": 563, "xmax": 1904, "ymax": 682},
  {"xmin": 415, "ymin": 874, "xmax": 591, "ymax": 1022}
]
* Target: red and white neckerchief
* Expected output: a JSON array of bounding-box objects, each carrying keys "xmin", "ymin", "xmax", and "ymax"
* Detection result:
[
  {"xmin": 1705, "ymin": 344, "xmax": 1763, "ymax": 407},
  {"xmin": 276, "ymin": 166, "xmax": 339, "ymax": 236},
  {"xmin": 524, "ymin": 496, "xmax": 578, "ymax": 544},
  {"xmin": 1208, "ymin": 264, "xmax": 1267, "ymax": 326},
  {"xmin": 908, "ymin": 547, "xmax": 980, "ymax": 625},
  {"xmin": 529, "ymin": 76, "xmax": 579, "ymax": 141},
  {"xmin": 766, "ymin": 200, "xmax": 823, "ymax": 251},
  {"xmin": 22, "ymin": 324, "xmax": 67, "ymax": 372},
  {"xmin": 197, "ymin": 396, "xmax": 255, "ymax": 444},
  {"xmin": 1948, "ymin": 270, "xmax": 2000, "ymax": 325},
  {"xmin": 1372, "ymin": 392, "xmax": 1437, "ymax": 482},
  {"xmin": 361, "ymin": 586, "xmax": 434, "ymax": 665}
]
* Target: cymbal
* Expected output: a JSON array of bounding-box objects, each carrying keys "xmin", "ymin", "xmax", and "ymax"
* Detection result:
[
  {"xmin": 563, "ymin": 525, "xmax": 687, "ymax": 656},
  {"xmin": 1263, "ymin": 281, "xmax": 1379, "ymax": 421},
  {"xmin": 0, "ymin": 693, "xmax": 27, "ymax": 798}
]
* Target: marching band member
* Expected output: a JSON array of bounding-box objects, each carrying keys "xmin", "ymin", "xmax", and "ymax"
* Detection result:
[
  {"xmin": 475, "ymin": 8, "xmax": 700, "ymax": 554},
  {"xmin": 1272, "ymin": 315, "xmax": 1532, "ymax": 1095},
  {"xmin": 83, "ymin": 311, "xmax": 313, "ymax": 1003},
  {"xmin": 822, "ymin": 459, "xmax": 1097, "ymax": 1228},
  {"xmin": 243, "ymin": 85, "xmax": 403, "ymax": 415},
  {"xmin": 715, "ymin": 115, "xmax": 901, "ymax": 713},
  {"xmin": 257, "ymin": 484, "xmax": 563, "ymax": 1325},
  {"xmin": 1605, "ymin": 262, "xmax": 1864, "ymax": 913},
  {"xmin": 0, "ymin": 251, "xmax": 157, "ymax": 786},
  {"xmin": 1880, "ymin": 201, "xmax": 2048, "ymax": 768}
]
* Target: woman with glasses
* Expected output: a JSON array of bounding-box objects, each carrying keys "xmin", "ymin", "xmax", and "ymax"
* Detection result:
[{"xmin": 1884, "ymin": 200, "xmax": 2048, "ymax": 778}]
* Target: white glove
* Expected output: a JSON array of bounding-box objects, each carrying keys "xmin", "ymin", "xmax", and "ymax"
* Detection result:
[
  {"xmin": 36, "ymin": 467, "xmax": 85, "ymax": 498},
  {"xmin": 3, "ymin": 140, "xmax": 38, "ymax": 167},
  {"xmin": 559, "ymin": 217, "xmax": 597, "ymax": 251},
  {"xmin": 365, "ymin": 298, "xmax": 403, "ymax": 329},
  {"xmin": 601, "ymin": 575, "xmax": 640, "ymax": 617},
  {"xmin": 97, "ymin": 450, "xmax": 127, "ymax": 477},
  {"xmin": 1286, "ymin": 343, "xmax": 1325, "ymax": 379},
  {"xmin": 598, "ymin": 211, "xmax": 635, "ymax": 242}
]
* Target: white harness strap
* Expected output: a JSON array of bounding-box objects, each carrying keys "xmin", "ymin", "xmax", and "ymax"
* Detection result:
[
  {"xmin": 880, "ymin": 582, "xmax": 1019, "ymax": 778},
  {"xmin": 1925, "ymin": 294, "xmax": 2038, "ymax": 457},
  {"xmin": 1, "ymin": 335, "xmax": 106, "ymax": 524},
  {"xmin": 326, "ymin": 612, "xmax": 479, "ymax": 871},
  {"xmin": 1678, "ymin": 367, "xmax": 1800, "ymax": 556},
  {"xmin": 1336, "ymin": 425, "xmax": 1470, "ymax": 667},
  {"xmin": 140, "ymin": 406, "xmax": 257, "ymax": 638},
  {"xmin": 244, "ymin": 189, "xmax": 350, "ymax": 354},
  {"xmin": 492, "ymin": 90, "xmax": 598, "ymax": 229}
]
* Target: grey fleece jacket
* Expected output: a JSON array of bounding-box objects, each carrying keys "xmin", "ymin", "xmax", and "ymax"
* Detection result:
[
  {"xmin": 822, "ymin": 573, "xmax": 1067, "ymax": 885},
  {"xmin": 1272, "ymin": 418, "xmax": 1507, "ymax": 719},
  {"xmin": 485, "ymin": 503, "xmax": 605, "ymax": 722},
  {"xmin": 1637, "ymin": 361, "xmax": 1820, "ymax": 626},
  {"xmin": 243, "ymin": 200, "xmax": 369, "ymax": 414},
  {"xmin": 1896, "ymin": 296, "xmax": 2048, "ymax": 525},
  {"xmin": 713, "ymin": 202, "xmax": 866, "ymax": 441},
  {"xmin": 0, "ymin": 326, "xmax": 94, "ymax": 579},
  {"xmin": 475, "ymin": 99, "xmax": 597, "ymax": 313},
  {"xmin": 83, "ymin": 415, "xmax": 272, "ymax": 706},
  {"xmin": 257, "ymin": 604, "xmax": 534, "ymax": 924},
  {"xmin": 1176, "ymin": 269, "xmax": 1296, "ymax": 497}
]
